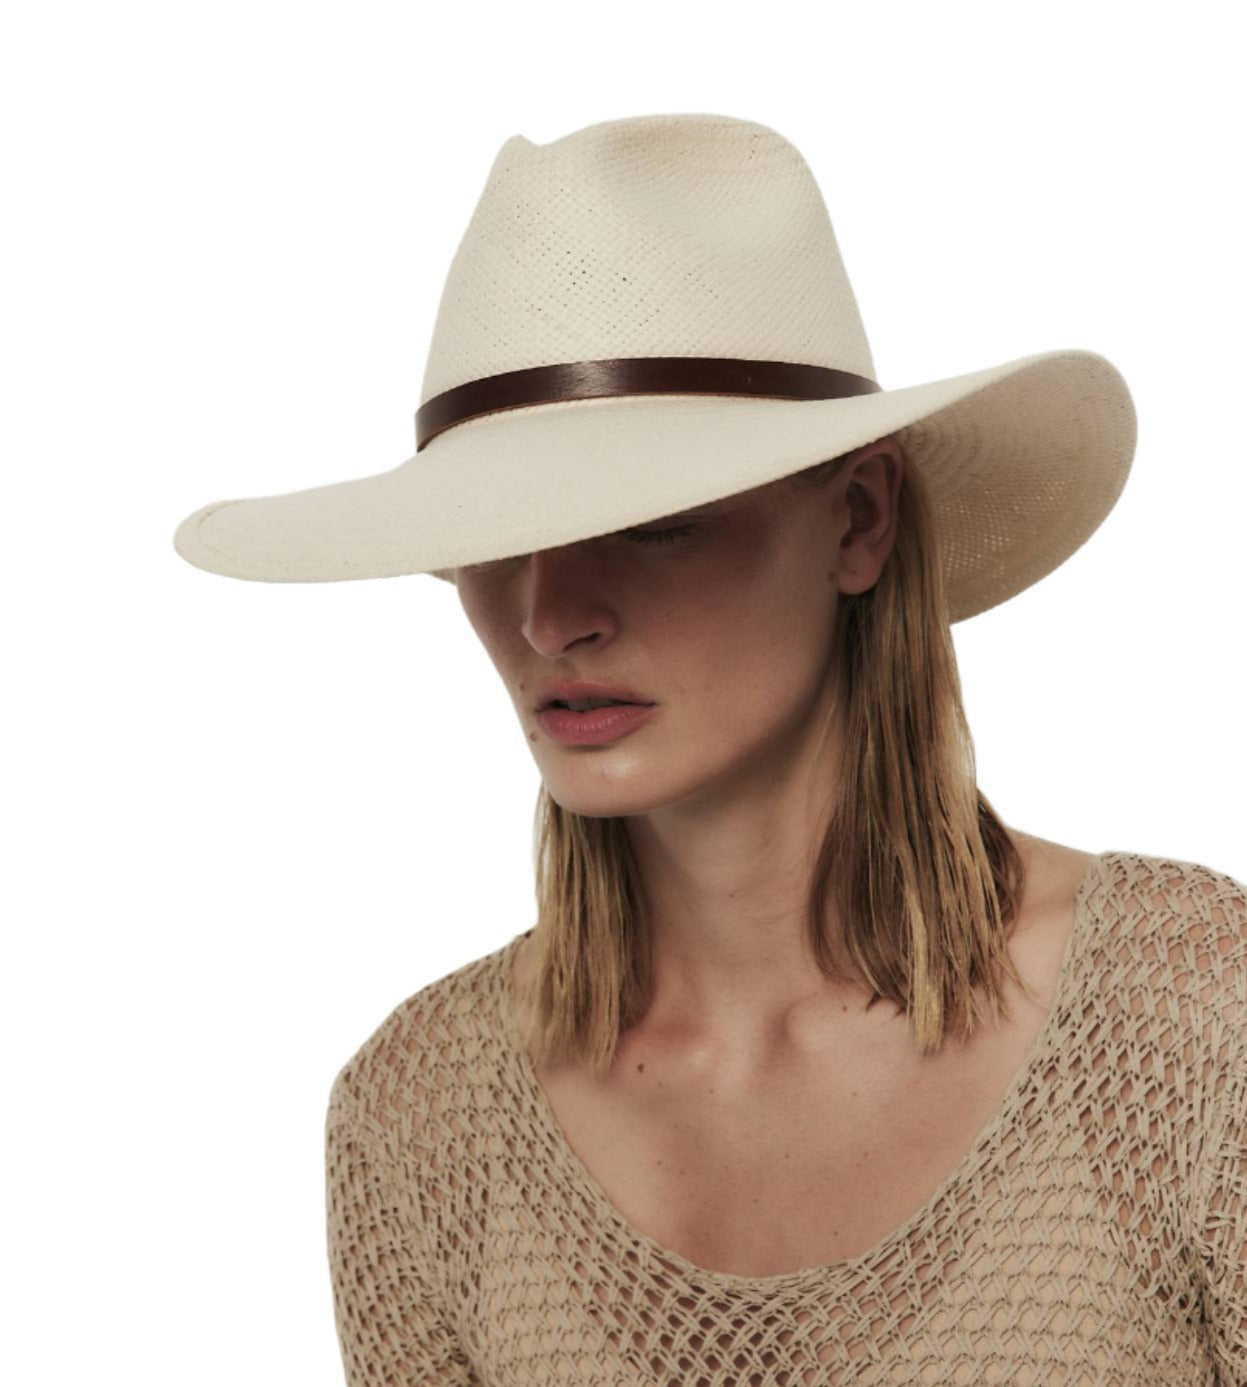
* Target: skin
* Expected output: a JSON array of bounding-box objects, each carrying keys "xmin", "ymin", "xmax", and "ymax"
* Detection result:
[{"xmin": 454, "ymin": 435, "xmax": 906, "ymax": 1071}]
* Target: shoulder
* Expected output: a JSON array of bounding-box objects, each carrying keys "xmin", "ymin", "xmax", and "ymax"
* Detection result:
[
  {"xmin": 326, "ymin": 940, "xmax": 512, "ymax": 1149},
  {"xmin": 1088, "ymin": 848, "xmax": 1246, "ymax": 1030},
  {"xmin": 1095, "ymin": 848, "xmax": 1245, "ymax": 937}
]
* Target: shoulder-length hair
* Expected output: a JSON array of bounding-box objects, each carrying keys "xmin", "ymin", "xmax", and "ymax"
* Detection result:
[{"xmin": 516, "ymin": 441, "xmax": 1034, "ymax": 1080}]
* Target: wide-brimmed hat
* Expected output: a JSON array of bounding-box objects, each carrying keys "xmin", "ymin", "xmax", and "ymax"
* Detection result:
[{"xmin": 171, "ymin": 111, "xmax": 1136, "ymax": 623}]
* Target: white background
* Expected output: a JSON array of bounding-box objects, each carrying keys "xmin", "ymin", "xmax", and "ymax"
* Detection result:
[{"xmin": 4, "ymin": 2, "xmax": 1243, "ymax": 1382}]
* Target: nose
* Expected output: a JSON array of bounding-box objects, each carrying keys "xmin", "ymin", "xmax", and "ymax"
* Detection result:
[{"xmin": 521, "ymin": 544, "xmax": 618, "ymax": 656}]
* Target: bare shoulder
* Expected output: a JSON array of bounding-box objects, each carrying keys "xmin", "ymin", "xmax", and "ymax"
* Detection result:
[
  {"xmin": 1012, "ymin": 830, "xmax": 1100, "ymax": 914},
  {"xmin": 995, "ymin": 832, "xmax": 1101, "ymax": 1017}
]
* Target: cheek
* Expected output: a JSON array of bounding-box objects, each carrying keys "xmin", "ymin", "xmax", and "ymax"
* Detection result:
[
  {"xmin": 664, "ymin": 586, "xmax": 794, "ymax": 697},
  {"xmin": 678, "ymin": 576, "xmax": 832, "ymax": 719}
]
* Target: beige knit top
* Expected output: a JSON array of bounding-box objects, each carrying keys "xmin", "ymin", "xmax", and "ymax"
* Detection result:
[{"xmin": 324, "ymin": 850, "xmax": 1246, "ymax": 1385}]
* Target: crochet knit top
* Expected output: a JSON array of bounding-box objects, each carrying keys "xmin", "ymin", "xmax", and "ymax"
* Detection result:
[{"xmin": 324, "ymin": 850, "xmax": 1246, "ymax": 1385}]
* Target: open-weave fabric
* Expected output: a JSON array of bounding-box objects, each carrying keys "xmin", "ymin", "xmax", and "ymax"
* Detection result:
[{"xmin": 325, "ymin": 850, "xmax": 1246, "ymax": 1385}]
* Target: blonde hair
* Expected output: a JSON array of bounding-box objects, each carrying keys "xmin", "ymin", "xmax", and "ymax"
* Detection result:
[{"xmin": 518, "ymin": 441, "xmax": 1034, "ymax": 1080}]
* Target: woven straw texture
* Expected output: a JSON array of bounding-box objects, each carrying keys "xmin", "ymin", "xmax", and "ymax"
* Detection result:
[
  {"xmin": 325, "ymin": 850, "xmax": 1245, "ymax": 1384},
  {"xmin": 419, "ymin": 114, "xmax": 877, "ymax": 402},
  {"xmin": 173, "ymin": 114, "xmax": 1136, "ymax": 626}
]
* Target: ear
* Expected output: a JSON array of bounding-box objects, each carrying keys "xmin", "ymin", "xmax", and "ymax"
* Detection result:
[{"xmin": 836, "ymin": 442, "xmax": 903, "ymax": 597}]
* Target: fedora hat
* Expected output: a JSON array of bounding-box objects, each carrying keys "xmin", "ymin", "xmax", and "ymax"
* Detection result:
[{"xmin": 171, "ymin": 111, "xmax": 1136, "ymax": 623}]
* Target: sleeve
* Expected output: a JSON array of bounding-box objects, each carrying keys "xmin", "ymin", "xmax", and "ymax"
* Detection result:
[
  {"xmin": 325, "ymin": 1072, "xmax": 477, "ymax": 1386},
  {"xmin": 1191, "ymin": 1047, "xmax": 1247, "ymax": 1385},
  {"xmin": 1188, "ymin": 872, "xmax": 1247, "ymax": 1384}
]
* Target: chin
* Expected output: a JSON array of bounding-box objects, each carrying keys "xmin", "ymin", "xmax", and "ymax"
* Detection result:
[
  {"xmin": 541, "ymin": 789, "xmax": 645, "ymax": 819},
  {"xmin": 540, "ymin": 771, "xmax": 679, "ymax": 820}
]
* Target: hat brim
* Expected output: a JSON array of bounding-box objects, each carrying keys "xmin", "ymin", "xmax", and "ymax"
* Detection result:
[{"xmin": 172, "ymin": 347, "xmax": 1135, "ymax": 624}]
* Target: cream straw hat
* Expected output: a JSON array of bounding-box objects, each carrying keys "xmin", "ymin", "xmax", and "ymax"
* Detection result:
[{"xmin": 172, "ymin": 111, "xmax": 1136, "ymax": 623}]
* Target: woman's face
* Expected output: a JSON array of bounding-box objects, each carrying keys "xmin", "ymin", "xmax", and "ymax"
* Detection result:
[{"xmin": 454, "ymin": 440, "xmax": 902, "ymax": 817}]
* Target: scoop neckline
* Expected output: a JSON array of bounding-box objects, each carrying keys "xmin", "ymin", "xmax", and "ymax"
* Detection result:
[{"xmin": 491, "ymin": 849, "xmax": 1115, "ymax": 1295}]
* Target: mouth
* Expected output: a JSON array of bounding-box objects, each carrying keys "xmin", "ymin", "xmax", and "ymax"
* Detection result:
[
  {"xmin": 535, "ymin": 699, "xmax": 659, "ymax": 744},
  {"xmin": 534, "ymin": 679, "xmax": 656, "ymax": 712},
  {"xmin": 544, "ymin": 699, "xmax": 647, "ymax": 711}
]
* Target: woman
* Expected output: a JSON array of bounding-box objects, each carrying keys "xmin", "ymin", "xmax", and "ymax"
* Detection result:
[{"xmin": 174, "ymin": 114, "xmax": 1245, "ymax": 1384}]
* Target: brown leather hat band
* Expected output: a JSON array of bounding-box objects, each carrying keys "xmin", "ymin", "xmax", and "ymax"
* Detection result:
[{"xmin": 415, "ymin": 357, "xmax": 881, "ymax": 451}]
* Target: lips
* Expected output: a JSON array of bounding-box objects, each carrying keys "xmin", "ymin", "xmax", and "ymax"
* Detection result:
[
  {"xmin": 535, "ymin": 681, "xmax": 654, "ymax": 711},
  {"xmin": 550, "ymin": 698, "xmax": 636, "ymax": 709},
  {"xmin": 537, "ymin": 700, "xmax": 659, "ymax": 744}
]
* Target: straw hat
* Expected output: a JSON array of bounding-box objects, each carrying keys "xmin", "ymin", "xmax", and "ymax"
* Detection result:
[{"xmin": 171, "ymin": 111, "xmax": 1136, "ymax": 623}]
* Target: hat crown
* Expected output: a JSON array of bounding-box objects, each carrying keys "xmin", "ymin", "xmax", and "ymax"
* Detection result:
[{"xmin": 418, "ymin": 113, "xmax": 877, "ymax": 407}]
